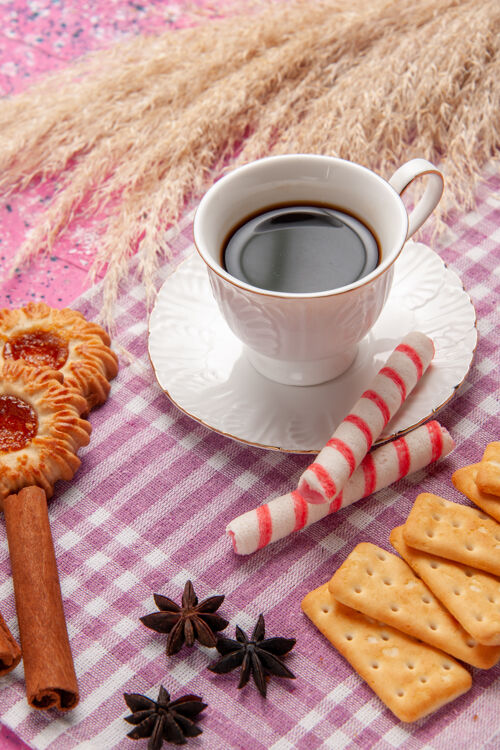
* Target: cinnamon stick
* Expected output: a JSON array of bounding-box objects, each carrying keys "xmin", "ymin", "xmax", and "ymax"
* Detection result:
[
  {"xmin": 0, "ymin": 610, "xmax": 21, "ymax": 676},
  {"xmin": 4, "ymin": 486, "xmax": 79, "ymax": 710}
]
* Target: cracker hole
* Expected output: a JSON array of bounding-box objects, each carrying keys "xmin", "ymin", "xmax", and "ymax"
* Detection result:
[
  {"xmin": 454, "ymin": 589, "xmax": 462, "ymax": 596},
  {"xmin": 494, "ymin": 535, "xmax": 500, "ymax": 542},
  {"xmin": 452, "ymin": 520, "xmax": 461, "ymax": 528},
  {"xmin": 321, "ymin": 606, "xmax": 331, "ymax": 613},
  {"xmin": 442, "ymin": 663, "xmax": 452, "ymax": 670},
  {"xmin": 383, "ymin": 578, "xmax": 392, "ymax": 586},
  {"xmin": 475, "ymin": 614, "xmax": 483, "ymax": 622},
  {"xmin": 465, "ymin": 570, "xmax": 473, "ymax": 578},
  {"xmin": 354, "ymin": 586, "xmax": 362, "ymax": 594},
  {"xmin": 478, "ymin": 513, "xmax": 488, "ymax": 520},
  {"xmin": 381, "ymin": 633, "xmax": 390, "ymax": 641},
  {"xmin": 377, "ymin": 552, "xmax": 387, "ymax": 561},
  {"xmin": 428, "ymin": 623, "xmax": 438, "ymax": 631},
  {"xmin": 430, "ymin": 561, "xmax": 440, "ymax": 569},
  {"xmin": 371, "ymin": 662, "xmax": 379, "ymax": 669},
  {"xmin": 421, "ymin": 595, "xmax": 431, "ymax": 604},
  {"xmin": 366, "ymin": 567, "xmax": 373, "ymax": 576},
  {"xmin": 345, "ymin": 634, "xmax": 354, "ymax": 641},
  {"xmin": 396, "ymin": 690, "xmax": 405, "ymax": 697},
  {"xmin": 465, "ymin": 544, "xmax": 474, "ymax": 551},
  {"xmin": 406, "ymin": 662, "xmax": 415, "ymax": 670},
  {"xmin": 488, "ymin": 596, "xmax": 495, "ymax": 603},
  {"xmin": 419, "ymin": 676, "xmax": 428, "ymax": 683},
  {"xmin": 432, "ymin": 513, "xmax": 441, "ymax": 521},
  {"xmin": 426, "ymin": 529, "xmax": 434, "ymax": 538},
  {"xmin": 390, "ymin": 605, "xmax": 399, "ymax": 612},
  {"xmin": 467, "ymin": 640, "xmax": 476, "ymax": 648}
]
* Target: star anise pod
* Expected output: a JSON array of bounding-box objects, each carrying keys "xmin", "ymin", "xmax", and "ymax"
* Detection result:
[
  {"xmin": 140, "ymin": 580, "xmax": 229, "ymax": 655},
  {"xmin": 124, "ymin": 685, "xmax": 207, "ymax": 748},
  {"xmin": 207, "ymin": 613, "xmax": 296, "ymax": 697}
]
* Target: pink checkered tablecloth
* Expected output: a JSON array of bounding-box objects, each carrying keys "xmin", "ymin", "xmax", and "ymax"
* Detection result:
[
  {"xmin": 0, "ymin": 179, "xmax": 499, "ymax": 749},
  {"xmin": 1, "ymin": 3, "xmax": 500, "ymax": 750}
]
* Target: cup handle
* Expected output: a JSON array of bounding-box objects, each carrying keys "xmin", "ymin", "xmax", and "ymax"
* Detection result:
[{"xmin": 388, "ymin": 158, "xmax": 444, "ymax": 239}]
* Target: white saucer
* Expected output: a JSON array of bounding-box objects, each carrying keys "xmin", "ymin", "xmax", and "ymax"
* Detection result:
[{"xmin": 148, "ymin": 242, "xmax": 477, "ymax": 453}]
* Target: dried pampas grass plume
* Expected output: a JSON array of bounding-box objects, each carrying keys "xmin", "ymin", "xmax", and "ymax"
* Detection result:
[{"xmin": 0, "ymin": 0, "xmax": 499, "ymax": 322}]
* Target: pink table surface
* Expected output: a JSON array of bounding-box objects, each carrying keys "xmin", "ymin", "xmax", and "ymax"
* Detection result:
[
  {"xmin": 1, "ymin": 3, "xmax": 500, "ymax": 750},
  {"xmin": 0, "ymin": 0, "xmax": 228, "ymax": 314}
]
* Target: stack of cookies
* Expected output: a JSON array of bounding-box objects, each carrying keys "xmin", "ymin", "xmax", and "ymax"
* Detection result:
[{"xmin": 302, "ymin": 441, "xmax": 500, "ymax": 722}]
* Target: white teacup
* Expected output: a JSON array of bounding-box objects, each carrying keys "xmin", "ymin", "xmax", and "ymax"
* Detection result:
[{"xmin": 193, "ymin": 154, "xmax": 443, "ymax": 386}]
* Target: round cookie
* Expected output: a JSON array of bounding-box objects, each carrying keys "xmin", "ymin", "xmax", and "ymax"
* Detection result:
[
  {"xmin": 0, "ymin": 360, "xmax": 92, "ymax": 506},
  {"xmin": 0, "ymin": 302, "xmax": 118, "ymax": 414}
]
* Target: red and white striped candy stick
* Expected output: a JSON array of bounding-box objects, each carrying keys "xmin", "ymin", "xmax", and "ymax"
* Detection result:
[
  {"xmin": 227, "ymin": 420, "xmax": 453, "ymax": 555},
  {"xmin": 298, "ymin": 331, "xmax": 435, "ymax": 504}
]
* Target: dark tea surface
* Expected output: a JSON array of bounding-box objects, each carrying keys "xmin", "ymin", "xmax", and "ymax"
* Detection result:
[{"xmin": 222, "ymin": 205, "xmax": 380, "ymax": 293}]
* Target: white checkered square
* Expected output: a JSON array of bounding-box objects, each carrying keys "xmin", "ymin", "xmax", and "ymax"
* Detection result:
[
  {"xmin": 206, "ymin": 450, "xmax": 233, "ymax": 470},
  {"xmin": 468, "ymin": 283, "xmax": 490, "ymax": 301},
  {"xmin": 353, "ymin": 700, "xmax": 380, "ymax": 727},
  {"xmin": 60, "ymin": 575, "xmax": 81, "ymax": 597},
  {"xmin": 75, "ymin": 644, "xmax": 108, "ymax": 673},
  {"xmin": 144, "ymin": 548, "xmax": 169, "ymax": 567},
  {"xmin": 320, "ymin": 533, "xmax": 348, "ymax": 554},
  {"xmin": 113, "ymin": 616, "xmax": 137, "ymax": 639},
  {"xmin": 476, "ymin": 357, "xmax": 497, "ymax": 375},
  {"xmin": 348, "ymin": 507, "xmax": 374, "ymax": 530},
  {"xmin": 383, "ymin": 724, "xmax": 412, "ymax": 747},
  {"xmin": 454, "ymin": 415, "xmax": 480, "ymax": 439},
  {"xmin": 167, "ymin": 660, "xmax": 201, "ymax": 685},
  {"xmin": 478, "ymin": 317, "xmax": 495, "ymax": 336},
  {"xmin": 151, "ymin": 413, "xmax": 175, "ymax": 431},
  {"xmin": 58, "ymin": 530, "xmax": 81, "ymax": 550},
  {"xmin": 86, "ymin": 551, "xmax": 109, "ymax": 571},
  {"xmin": 88, "ymin": 507, "xmax": 112, "ymax": 526},
  {"xmin": 234, "ymin": 470, "xmax": 260, "ymax": 489},
  {"xmin": 299, "ymin": 708, "xmax": 323, "ymax": 730},
  {"xmin": 126, "ymin": 393, "xmax": 150, "ymax": 415},
  {"xmin": 0, "ymin": 579, "xmax": 13, "ymax": 599},
  {"xmin": 179, "ymin": 431, "xmax": 205, "ymax": 450},
  {"xmin": 116, "ymin": 527, "xmax": 140, "ymax": 546},
  {"xmin": 114, "ymin": 571, "xmax": 138, "ymax": 591},
  {"xmin": 141, "ymin": 642, "xmax": 162, "ymax": 661},
  {"xmin": 467, "ymin": 244, "xmax": 487, "ymax": 261},
  {"xmin": 463, "ymin": 210, "xmax": 483, "ymax": 226},
  {"xmin": 327, "ymin": 681, "xmax": 354, "ymax": 703},
  {"xmin": 84, "ymin": 596, "xmax": 109, "ymax": 617},
  {"xmin": 323, "ymin": 729, "xmax": 352, "ymax": 749},
  {"xmin": 479, "ymin": 395, "xmax": 499, "ymax": 415}
]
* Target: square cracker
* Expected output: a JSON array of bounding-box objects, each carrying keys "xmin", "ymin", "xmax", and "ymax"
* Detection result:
[
  {"xmin": 301, "ymin": 583, "xmax": 471, "ymax": 723},
  {"xmin": 476, "ymin": 442, "xmax": 500, "ymax": 497},
  {"xmin": 328, "ymin": 542, "xmax": 500, "ymax": 668},
  {"xmin": 452, "ymin": 464, "xmax": 500, "ymax": 523},
  {"xmin": 391, "ymin": 525, "xmax": 500, "ymax": 646},
  {"xmin": 403, "ymin": 493, "xmax": 500, "ymax": 577}
]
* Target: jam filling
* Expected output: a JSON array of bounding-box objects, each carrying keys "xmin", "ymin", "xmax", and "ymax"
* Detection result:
[
  {"xmin": 0, "ymin": 394, "xmax": 38, "ymax": 452},
  {"xmin": 3, "ymin": 328, "xmax": 69, "ymax": 370}
]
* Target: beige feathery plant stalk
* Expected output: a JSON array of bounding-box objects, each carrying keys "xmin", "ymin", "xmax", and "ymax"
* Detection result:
[{"xmin": 0, "ymin": 0, "xmax": 499, "ymax": 322}]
